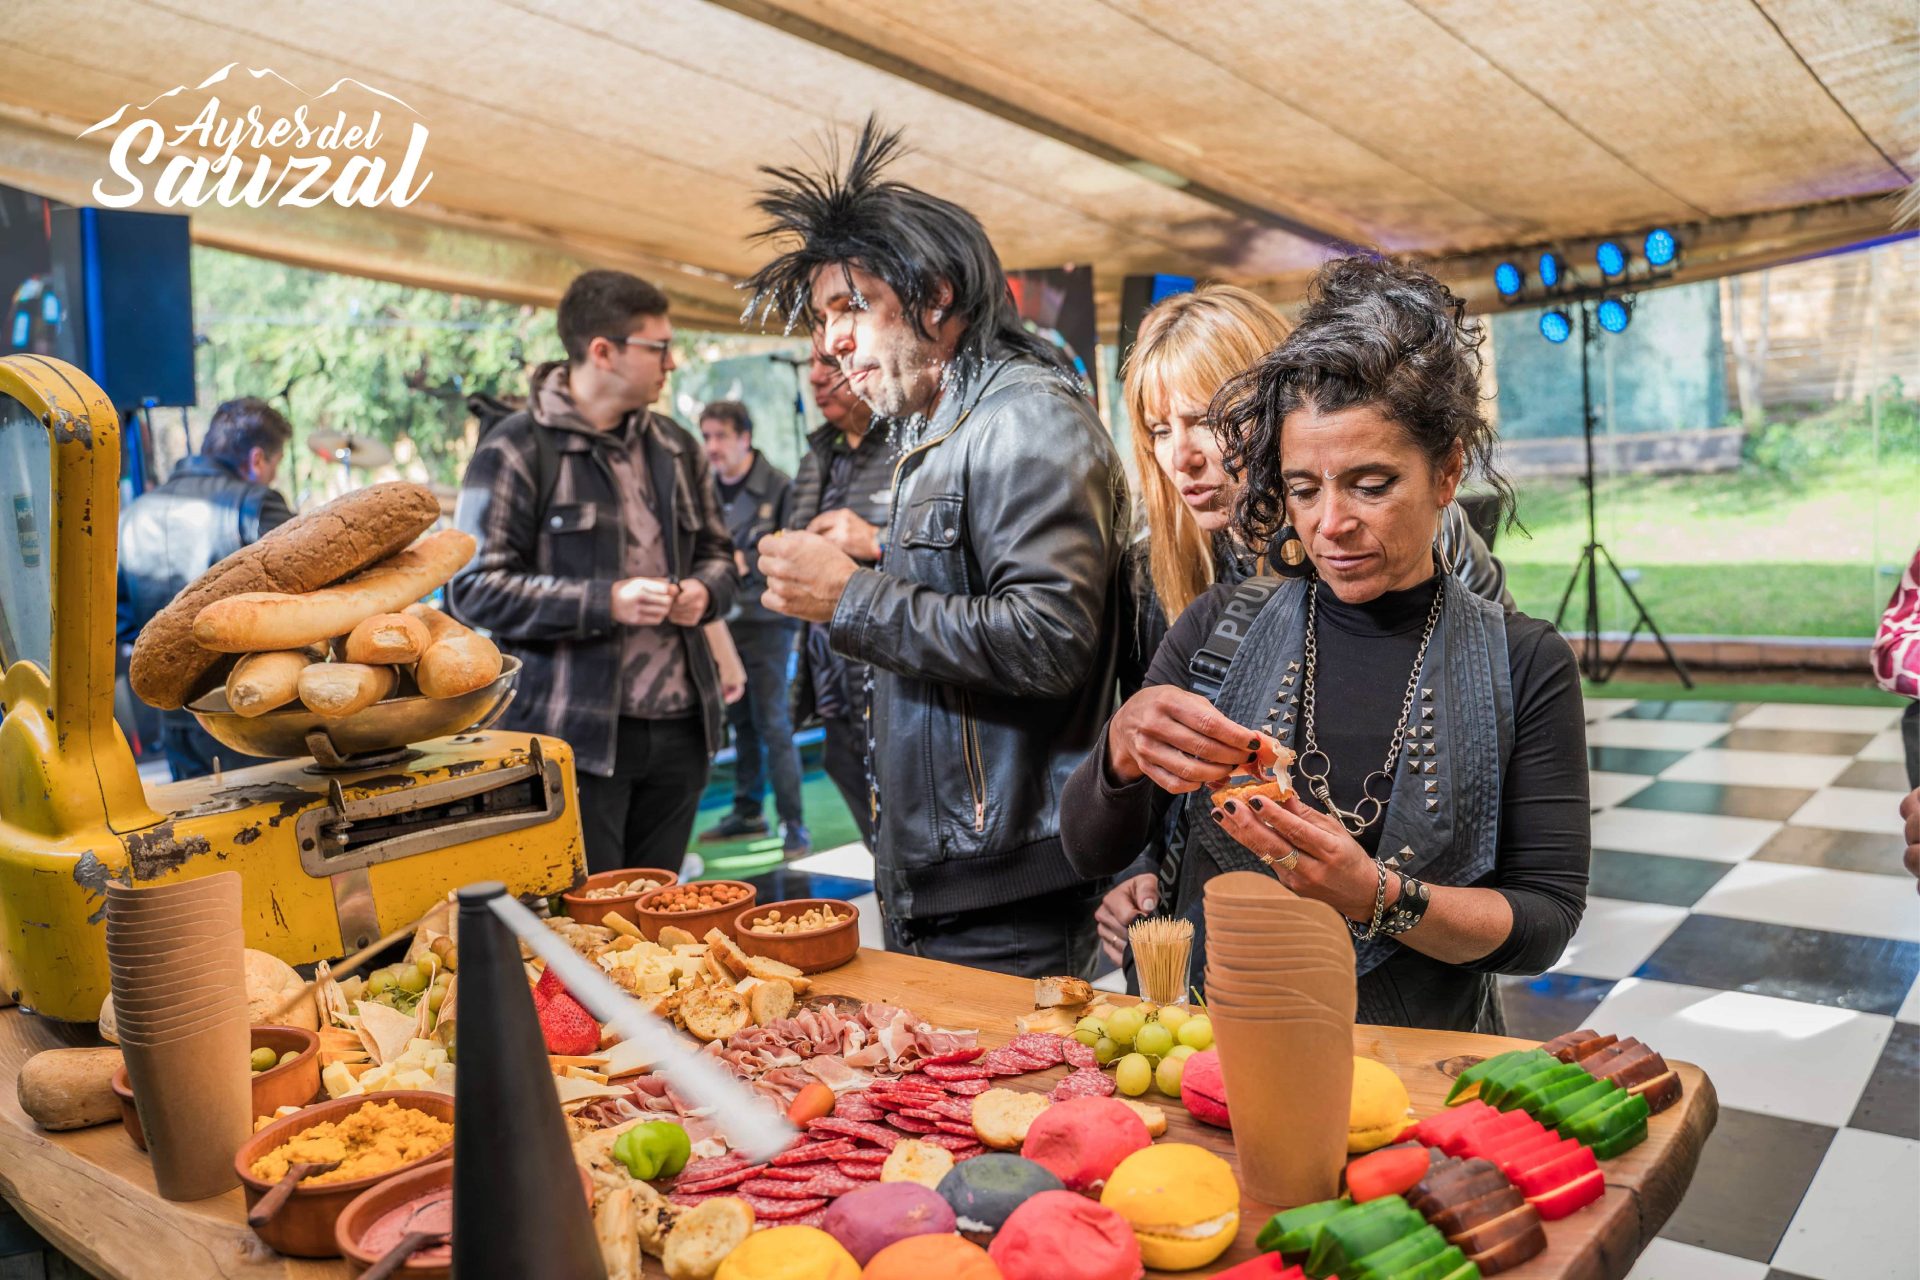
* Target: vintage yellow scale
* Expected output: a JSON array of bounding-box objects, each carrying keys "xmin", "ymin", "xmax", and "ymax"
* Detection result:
[{"xmin": 0, "ymin": 355, "xmax": 586, "ymax": 1022}]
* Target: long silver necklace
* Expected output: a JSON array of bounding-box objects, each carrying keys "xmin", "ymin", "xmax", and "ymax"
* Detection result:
[{"xmin": 1295, "ymin": 577, "xmax": 1446, "ymax": 836}]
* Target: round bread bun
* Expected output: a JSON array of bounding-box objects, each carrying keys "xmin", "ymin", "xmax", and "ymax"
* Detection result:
[
  {"xmin": 130, "ymin": 481, "xmax": 441, "ymax": 709},
  {"xmin": 988, "ymin": 1190, "xmax": 1142, "ymax": 1280},
  {"xmin": 96, "ymin": 993, "xmax": 118, "ymax": 1044},
  {"xmin": 1019, "ymin": 1096, "xmax": 1151, "ymax": 1193},
  {"xmin": 1349, "ymin": 1056, "xmax": 1412, "ymax": 1153},
  {"xmin": 1181, "ymin": 1049, "xmax": 1230, "ymax": 1129},
  {"xmin": 244, "ymin": 948, "xmax": 317, "ymax": 1030},
  {"xmin": 1099, "ymin": 1143, "xmax": 1239, "ymax": 1271}
]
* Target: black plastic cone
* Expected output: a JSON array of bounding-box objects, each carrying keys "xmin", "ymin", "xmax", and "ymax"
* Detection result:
[{"xmin": 452, "ymin": 882, "xmax": 606, "ymax": 1280}]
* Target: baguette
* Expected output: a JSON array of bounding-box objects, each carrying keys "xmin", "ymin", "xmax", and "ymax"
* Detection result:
[
  {"xmin": 191, "ymin": 529, "xmax": 476, "ymax": 653},
  {"xmin": 225, "ymin": 648, "xmax": 321, "ymax": 717},
  {"xmin": 297, "ymin": 662, "xmax": 396, "ymax": 718},
  {"xmin": 406, "ymin": 603, "xmax": 504, "ymax": 697},
  {"xmin": 344, "ymin": 612, "xmax": 431, "ymax": 664},
  {"xmin": 130, "ymin": 482, "xmax": 441, "ymax": 709}
]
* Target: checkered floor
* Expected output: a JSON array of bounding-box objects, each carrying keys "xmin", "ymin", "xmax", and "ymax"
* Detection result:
[{"xmin": 738, "ymin": 696, "xmax": 1920, "ymax": 1280}]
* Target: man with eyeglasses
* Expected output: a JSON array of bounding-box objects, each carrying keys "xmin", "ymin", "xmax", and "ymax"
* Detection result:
[{"xmin": 449, "ymin": 269, "xmax": 737, "ymax": 874}]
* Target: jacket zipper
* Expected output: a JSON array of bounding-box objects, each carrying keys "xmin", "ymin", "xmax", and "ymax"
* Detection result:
[{"xmin": 960, "ymin": 690, "xmax": 987, "ymax": 833}]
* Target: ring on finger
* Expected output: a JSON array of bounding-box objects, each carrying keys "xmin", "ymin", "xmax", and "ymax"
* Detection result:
[{"xmin": 1261, "ymin": 845, "xmax": 1298, "ymax": 872}]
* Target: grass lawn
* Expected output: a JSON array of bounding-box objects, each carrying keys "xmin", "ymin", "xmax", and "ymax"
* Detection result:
[{"xmin": 1496, "ymin": 448, "xmax": 1919, "ymax": 638}]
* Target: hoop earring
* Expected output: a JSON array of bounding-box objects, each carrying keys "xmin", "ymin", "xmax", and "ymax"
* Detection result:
[
  {"xmin": 1268, "ymin": 524, "xmax": 1312, "ymax": 578},
  {"xmin": 1433, "ymin": 506, "xmax": 1459, "ymax": 576}
]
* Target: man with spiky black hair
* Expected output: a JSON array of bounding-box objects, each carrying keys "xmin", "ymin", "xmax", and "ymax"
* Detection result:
[{"xmin": 751, "ymin": 118, "xmax": 1128, "ymax": 979}]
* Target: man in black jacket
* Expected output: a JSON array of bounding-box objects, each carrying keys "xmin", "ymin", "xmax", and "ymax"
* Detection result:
[
  {"xmin": 697, "ymin": 400, "xmax": 808, "ymax": 854},
  {"xmin": 118, "ymin": 397, "xmax": 294, "ymax": 780},
  {"xmin": 448, "ymin": 270, "xmax": 737, "ymax": 874},
  {"xmin": 786, "ymin": 337, "xmax": 896, "ymax": 845},
  {"xmin": 751, "ymin": 119, "xmax": 1127, "ymax": 979}
]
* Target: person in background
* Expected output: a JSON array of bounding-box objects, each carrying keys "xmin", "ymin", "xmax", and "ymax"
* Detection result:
[
  {"xmin": 786, "ymin": 334, "xmax": 895, "ymax": 845},
  {"xmin": 751, "ymin": 119, "xmax": 1128, "ymax": 979},
  {"xmin": 697, "ymin": 399, "xmax": 809, "ymax": 855},
  {"xmin": 448, "ymin": 269, "xmax": 736, "ymax": 875},
  {"xmin": 1871, "ymin": 545, "xmax": 1919, "ymax": 889},
  {"xmin": 1099, "ymin": 285, "xmax": 1513, "ymax": 968},
  {"xmin": 118, "ymin": 396, "xmax": 294, "ymax": 781}
]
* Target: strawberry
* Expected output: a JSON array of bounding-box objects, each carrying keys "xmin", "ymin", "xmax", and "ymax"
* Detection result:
[{"xmin": 532, "ymin": 967, "xmax": 599, "ymax": 1056}]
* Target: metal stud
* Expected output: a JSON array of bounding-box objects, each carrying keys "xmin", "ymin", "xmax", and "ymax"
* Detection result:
[
  {"xmin": 1385, "ymin": 856, "xmax": 1401, "ymax": 869},
  {"xmin": 1423, "ymin": 779, "xmax": 1438, "ymax": 794},
  {"xmin": 1421, "ymin": 687, "xmax": 1434, "ymax": 701},
  {"xmin": 1282, "ymin": 674, "xmax": 1297, "ymax": 687},
  {"xmin": 1420, "ymin": 706, "xmax": 1435, "ymax": 721},
  {"xmin": 1287, "ymin": 661, "xmax": 1301, "ymax": 672},
  {"xmin": 1425, "ymin": 798, "xmax": 1440, "ymax": 811}
]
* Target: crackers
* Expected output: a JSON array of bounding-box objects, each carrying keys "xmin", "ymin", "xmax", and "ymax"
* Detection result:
[{"xmin": 971, "ymin": 1087, "xmax": 1053, "ymax": 1150}]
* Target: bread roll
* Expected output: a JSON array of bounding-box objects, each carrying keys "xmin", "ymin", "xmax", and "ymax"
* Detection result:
[
  {"xmin": 297, "ymin": 663, "xmax": 396, "ymax": 718},
  {"xmin": 130, "ymin": 482, "xmax": 441, "ymax": 709},
  {"xmin": 406, "ymin": 603, "xmax": 504, "ymax": 697},
  {"xmin": 225, "ymin": 648, "xmax": 319, "ymax": 717},
  {"xmin": 344, "ymin": 612, "xmax": 431, "ymax": 664},
  {"xmin": 18, "ymin": 1048, "xmax": 124, "ymax": 1131},
  {"xmin": 191, "ymin": 529, "xmax": 476, "ymax": 653}
]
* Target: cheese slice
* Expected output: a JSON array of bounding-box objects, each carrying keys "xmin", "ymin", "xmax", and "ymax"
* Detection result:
[
  {"xmin": 597, "ymin": 1038, "xmax": 662, "ymax": 1080},
  {"xmin": 554, "ymin": 1074, "xmax": 628, "ymax": 1109}
]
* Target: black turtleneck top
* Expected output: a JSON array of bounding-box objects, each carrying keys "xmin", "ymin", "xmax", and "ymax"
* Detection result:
[{"xmin": 1063, "ymin": 575, "xmax": 1590, "ymax": 1032}]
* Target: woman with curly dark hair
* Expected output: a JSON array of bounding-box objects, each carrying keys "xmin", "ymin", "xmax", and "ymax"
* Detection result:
[{"xmin": 1061, "ymin": 254, "xmax": 1590, "ymax": 1032}]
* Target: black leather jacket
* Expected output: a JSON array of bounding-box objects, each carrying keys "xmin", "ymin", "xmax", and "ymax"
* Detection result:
[
  {"xmin": 827, "ymin": 352, "xmax": 1129, "ymax": 919},
  {"xmin": 118, "ymin": 456, "xmax": 293, "ymax": 644}
]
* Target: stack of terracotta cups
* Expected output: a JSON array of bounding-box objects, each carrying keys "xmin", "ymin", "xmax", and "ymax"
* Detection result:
[
  {"xmin": 1204, "ymin": 870, "xmax": 1358, "ymax": 1209},
  {"xmin": 105, "ymin": 870, "xmax": 253, "ymax": 1201}
]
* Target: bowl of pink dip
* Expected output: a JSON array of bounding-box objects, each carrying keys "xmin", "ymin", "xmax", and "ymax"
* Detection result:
[{"xmin": 336, "ymin": 1159, "xmax": 454, "ymax": 1277}]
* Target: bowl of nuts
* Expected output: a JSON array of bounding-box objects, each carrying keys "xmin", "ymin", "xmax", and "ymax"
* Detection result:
[
  {"xmin": 732, "ymin": 898, "xmax": 861, "ymax": 974},
  {"xmin": 561, "ymin": 867, "xmax": 681, "ymax": 929},
  {"xmin": 631, "ymin": 880, "xmax": 758, "ymax": 942}
]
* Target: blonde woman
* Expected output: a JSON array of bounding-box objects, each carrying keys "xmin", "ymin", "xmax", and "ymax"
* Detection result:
[{"xmin": 1098, "ymin": 284, "xmax": 1511, "ymax": 967}]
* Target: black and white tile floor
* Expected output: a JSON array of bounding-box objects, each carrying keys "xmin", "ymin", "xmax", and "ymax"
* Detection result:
[{"xmin": 758, "ymin": 695, "xmax": 1920, "ymax": 1280}]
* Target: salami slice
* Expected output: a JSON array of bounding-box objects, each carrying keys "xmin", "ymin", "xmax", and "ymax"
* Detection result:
[
  {"xmin": 1010, "ymin": 1033, "xmax": 1068, "ymax": 1065},
  {"xmin": 1051, "ymin": 1068, "xmax": 1117, "ymax": 1103},
  {"xmin": 803, "ymin": 1170, "xmax": 868, "ymax": 1198},
  {"xmin": 754, "ymin": 1166, "xmax": 822, "ymax": 1182},
  {"xmin": 927, "ymin": 1099, "xmax": 975, "ymax": 1122},
  {"xmin": 678, "ymin": 1155, "xmax": 754, "ymax": 1182},
  {"xmin": 917, "ymin": 1046, "xmax": 985, "ymax": 1067},
  {"xmin": 808, "ymin": 1118, "xmax": 902, "ymax": 1149},
  {"xmin": 945, "ymin": 1078, "xmax": 991, "ymax": 1096},
  {"xmin": 835, "ymin": 1160, "xmax": 883, "ymax": 1180},
  {"xmin": 921, "ymin": 1062, "xmax": 992, "ymax": 1082},
  {"xmin": 772, "ymin": 1139, "xmax": 854, "ymax": 1166},
  {"xmin": 913, "ymin": 1131, "xmax": 986, "ymax": 1151},
  {"xmin": 1061, "ymin": 1038, "xmax": 1098, "ymax": 1069},
  {"xmin": 669, "ymin": 1190, "xmax": 734, "ymax": 1207},
  {"xmin": 782, "ymin": 1207, "xmax": 831, "ymax": 1229},
  {"xmin": 673, "ymin": 1165, "xmax": 765, "ymax": 1194},
  {"xmin": 976, "ymin": 1049, "xmax": 1032, "ymax": 1076},
  {"xmin": 899, "ymin": 1107, "xmax": 946, "ymax": 1122},
  {"xmin": 748, "ymin": 1195, "xmax": 830, "ymax": 1220},
  {"xmin": 739, "ymin": 1178, "xmax": 835, "ymax": 1200},
  {"xmin": 934, "ymin": 1119, "xmax": 979, "ymax": 1137},
  {"xmin": 886, "ymin": 1114, "xmax": 941, "ymax": 1134},
  {"xmin": 835, "ymin": 1147, "xmax": 889, "ymax": 1163},
  {"xmin": 832, "ymin": 1103, "xmax": 885, "ymax": 1123}
]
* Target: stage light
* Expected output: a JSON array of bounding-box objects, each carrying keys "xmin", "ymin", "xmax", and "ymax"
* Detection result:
[
  {"xmin": 1644, "ymin": 228, "xmax": 1677, "ymax": 267},
  {"xmin": 1540, "ymin": 309, "xmax": 1572, "ymax": 343},
  {"xmin": 1494, "ymin": 262, "xmax": 1523, "ymax": 297},
  {"xmin": 1597, "ymin": 297, "xmax": 1631, "ymax": 333},
  {"xmin": 1595, "ymin": 241, "xmax": 1626, "ymax": 277},
  {"xmin": 1538, "ymin": 252, "xmax": 1562, "ymax": 289}
]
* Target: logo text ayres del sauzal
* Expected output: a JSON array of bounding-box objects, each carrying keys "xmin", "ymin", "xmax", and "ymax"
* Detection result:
[{"xmin": 80, "ymin": 63, "xmax": 432, "ymax": 210}]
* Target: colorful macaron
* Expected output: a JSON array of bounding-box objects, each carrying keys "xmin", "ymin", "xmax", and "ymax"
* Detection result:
[
  {"xmin": 988, "ymin": 1189, "xmax": 1144, "ymax": 1280},
  {"xmin": 937, "ymin": 1154, "xmax": 1065, "ymax": 1238},
  {"xmin": 822, "ymin": 1181, "xmax": 956, "ymax": 1266},
  {"xmin": 1099, "ymin": 1143, "xmax": 1240, "ymax": 1271},
  {"xmin": 1019, "ymin": 1095, "xmax": 1151, "ymax": 1192},
  {"xmin": 1349, "ymin": 1056, "xmax": 1412, "ymax": 1153},
  {"xmin": 1181, "ymin": 1048, "xmax": 1230, "ymax": 1128},
  {"xmin": 716, "ymin": 1224, "xmax": 859, "ymax": 1280},
  {"xmin": 861, "ymin": 1233, "xmax": 1003, "ymax": 1279}
]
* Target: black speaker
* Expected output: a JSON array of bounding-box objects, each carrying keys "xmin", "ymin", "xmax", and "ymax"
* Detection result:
[{"xmin": 50, "ymin": 206, "xmax": 195, "ymax": 408}]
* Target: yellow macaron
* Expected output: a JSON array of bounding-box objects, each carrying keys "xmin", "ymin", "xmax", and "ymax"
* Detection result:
[
  {"xmin": 717, "ymin": 1225, "xmax": 860, "ymax": 1280},
  {"xmin": 1349, "ymin": 1056, "xmax": 1412, "ymax": 1153},
  {"xmin": 1098, "ymin": 1143, "xmax": 1239, "ymax": 1271}
]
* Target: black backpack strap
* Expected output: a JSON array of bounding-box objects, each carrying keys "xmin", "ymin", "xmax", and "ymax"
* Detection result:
[
  {"xmin": 1155, "ymin": 574, "xmax": 1285, "ymax": 907},
  {"xmin": 528, "ymin": 419, "xmax": 561, "ymax": 522}
]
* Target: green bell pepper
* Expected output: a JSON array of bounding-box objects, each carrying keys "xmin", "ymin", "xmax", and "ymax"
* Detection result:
[
  {"xmin": 1255, "ymin": 1197, "xmax": 1351, "ymax": 1255},
  {"xmin": 612, "ymin": 1120, "xmax": 691, "ymax": 1181}
]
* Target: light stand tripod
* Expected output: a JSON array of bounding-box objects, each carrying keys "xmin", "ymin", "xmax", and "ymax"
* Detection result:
[{"xmin": 1551, "ymin": 300, "xmax": 1693, "ymax": 687}]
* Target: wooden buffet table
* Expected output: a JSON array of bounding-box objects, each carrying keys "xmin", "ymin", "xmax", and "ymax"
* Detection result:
[{"xmin": 0, "ymin": 948, "xmax": 1716, "ymax": 1279}]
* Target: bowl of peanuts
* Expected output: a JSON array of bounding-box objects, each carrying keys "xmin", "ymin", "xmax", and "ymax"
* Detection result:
[
  {"xmin": 560, "ymin": 868, "xmax": 681, "ymax": 929},
  {"xmin": 731, "ymin": 898, "xmax": 861, "ymax": 973},
  {"xmin": 631, "ymin": 880, "xmax": 758, "ymax": 942}
]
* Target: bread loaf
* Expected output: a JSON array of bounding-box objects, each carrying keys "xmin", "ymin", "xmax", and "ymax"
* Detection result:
[
  {"xmin": 130, "ymin": 482, "xmax": 441, "ymax": 709},
  {"xmin": 225, "ymin": 648, "xmax": 320, "ymax": 717},
  {"xmin": 297, "ymin": 662, "xmax": 396, "ymax": 718},
  {"xmin": 406, "ymin": 604, "xmax": 504, "ymax": 697},
  {"xmin": 344, "ymin": 612, "xmax": 431, "ymax": 664},
  {"xmin": 18, "ymin": 1047, "xmax": 124, "ymax": 1131},
  {"xmin": 191, "ymin": 529, "xmax": 476, "ymax": 653}
]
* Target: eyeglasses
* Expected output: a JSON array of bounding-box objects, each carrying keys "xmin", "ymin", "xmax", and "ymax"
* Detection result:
[{"xmin": 610, "ymin": 335, "xmax": 673, "ymax": 359}]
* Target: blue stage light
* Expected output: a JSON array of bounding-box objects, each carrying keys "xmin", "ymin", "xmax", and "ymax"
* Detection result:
[
  {"xmin": 1494, "ymin": 262, "xmax": 1523, "ymax": 296},
  {"xmin": 1596, "ymin": 241, "xmax": 1626, "ymax": 276},
  {"xmin": 1644, "ymin": 228, "xmax": 1676, "ymax": 267},
  {"xmin": 1597, "ymin": 298, "xmax": 1631, "ymax": 333},
  {"xmin": 1540, "ymin": 309, "xmax": 1572, "ymax": 343},
  {"xmin": 1538, "ymin": 252, "xmax": 1562, "ymax": 289}
]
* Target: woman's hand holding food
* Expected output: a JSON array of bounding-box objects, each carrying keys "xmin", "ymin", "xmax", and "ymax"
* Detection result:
[
  {"xmin": 1106, "ymin": 686, "xmax": 1259, "ymax": 793},
  {"xmin": 1212, "ymin": 793, "xmax": 1386, "ymax": 922}
]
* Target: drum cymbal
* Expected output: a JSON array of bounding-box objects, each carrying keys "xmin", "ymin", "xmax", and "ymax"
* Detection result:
[{"xmin": 308, "ymin": 431, "xmax": 394, "ymax": 469}]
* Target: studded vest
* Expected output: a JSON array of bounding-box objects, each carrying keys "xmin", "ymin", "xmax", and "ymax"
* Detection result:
[{"xmin": 1176, "ymin": 576, "xmax": 1514, "ymax": 1011}]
